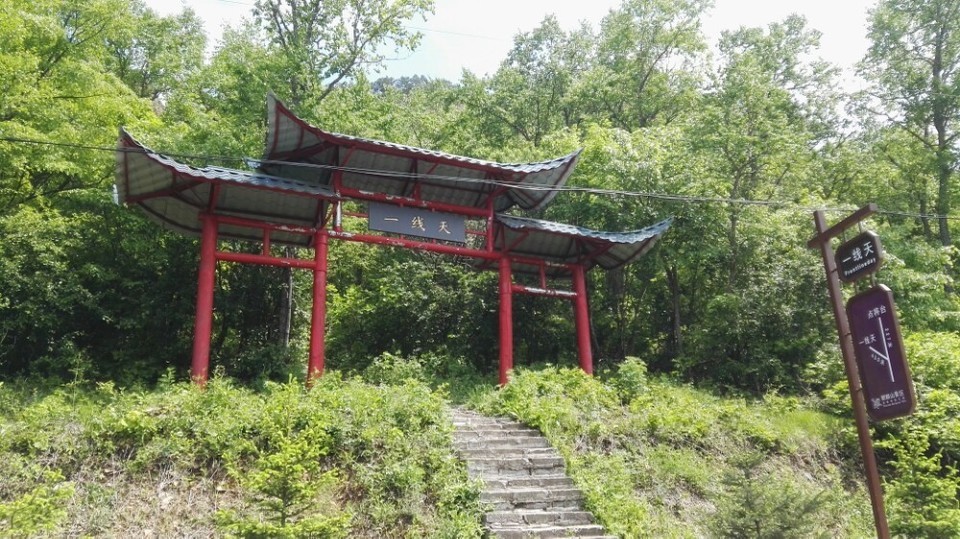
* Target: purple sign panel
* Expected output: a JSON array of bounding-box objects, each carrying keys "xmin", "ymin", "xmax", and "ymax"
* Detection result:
[
  {"xmin": 846, "ymin": 285, "xmax": 916, "ymax": 421},
  {"xmin": 368, "ymin": 202, "xmax": 466, "ymax": 244},
  {"xmin": 836, "ymin": 231, "xmax": 883, "ymax": 283}
]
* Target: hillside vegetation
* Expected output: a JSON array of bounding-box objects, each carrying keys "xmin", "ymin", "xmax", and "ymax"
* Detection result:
[
  {"xmin": 0, "ymin": 360, "xmax": 878, "ymax": 537},
  {"xmin": 0, "ymin": 373, "xmax": 483, "ymax": 537},
  {"xmin": 4, "ymin": 0, "xmax": 960, "ymax": 535}
]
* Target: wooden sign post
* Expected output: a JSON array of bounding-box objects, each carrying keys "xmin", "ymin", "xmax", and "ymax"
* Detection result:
[{"xmin": 808, "ymin": 203, "xmax": 890, "ymax": 539}]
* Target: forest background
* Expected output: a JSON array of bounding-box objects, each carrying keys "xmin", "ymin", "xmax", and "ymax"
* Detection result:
[{"xmin": 3, "ymin": 0, "xmax": 960, "ymax": 535}]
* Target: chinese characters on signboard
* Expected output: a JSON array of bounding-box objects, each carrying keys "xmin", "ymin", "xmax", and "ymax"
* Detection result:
[
  {"xmin": 368, "ymin": 202, "xmax": 467, "ymax": 244},
  {"xmin": 835, "ymin": 231, "xmax": 883, "ymax": 283},
  {"xmin": 846, "ymin": 284, "xmax": 916, "ymax": 421}
]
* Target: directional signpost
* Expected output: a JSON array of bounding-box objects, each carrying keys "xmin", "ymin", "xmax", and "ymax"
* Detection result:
[
  {"xmin": 846, "ymin": 285, "xmax": 916, "ymax": 421},
  {"xmin": 808, "ymin": 203, "xmax": 916, "ymax": 539},
  {"xmin": 836, "ymin": 231, "xmax": 883, "ymax": 283}
]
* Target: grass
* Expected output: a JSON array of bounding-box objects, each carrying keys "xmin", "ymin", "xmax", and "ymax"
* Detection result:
[
  {"xmin": 0, "ymin": 375, "xmax": 484, "ymax": 538},
  {"xmin": 1, "ymin": 355, "xmax": 877, "ymax": 537},
  {"xmin": 469, "ymin": 362, "xmax": 875, "ymax": 538}
]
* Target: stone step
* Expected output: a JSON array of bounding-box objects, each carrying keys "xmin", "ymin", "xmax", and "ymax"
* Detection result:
[
  {"xmin": 454, "ymin": 428, "xmax": 542, "ymax": 439},
  {"xmin": 453, "ymin": 431, "xmax": 550, "ymax": 447},
  {"xmin": 487, "ymin": 524, "xmax": 609, "ymax": 538},
  {"xmin": 458, "ymin": 447, "xmax": 558, "ymax": 460},
  {"xmin": 452, "ymin": 420, "xmax": 528, "ymax": 430},
  {"xmin": 480, "ymin": 487, "xmax": 584, "ymax": 510},
  {"xmin": 466, "ymin": 456, "xmax": 566, "ymax": 477},
  {"xmin": 481, "ymin": 476, "xmax": 575, "ymax": 490},
  {"xmin": 450, "ymin": 413, "xmax": 526, "ymax": 427},
  {"xmin": 450, "ymin": 408, "xmax": 616, "ymax": 538},
  {"xmin": 455, "ymin": 438, "xmax": 552, "ymax": 452},
  {"xmin": 484, "ymin": 510, "xmax": 595, "ymax": 527}
]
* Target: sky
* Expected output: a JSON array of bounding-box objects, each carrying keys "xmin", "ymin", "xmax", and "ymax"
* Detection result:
[{"xmin": 145, "ymin": 0, "xmax": 875, "ymax": 87}]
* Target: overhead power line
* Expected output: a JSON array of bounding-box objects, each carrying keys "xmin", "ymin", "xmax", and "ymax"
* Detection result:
[{"xmin": 2, "ymin": 134, "xmax": 957, "ymax": 221}]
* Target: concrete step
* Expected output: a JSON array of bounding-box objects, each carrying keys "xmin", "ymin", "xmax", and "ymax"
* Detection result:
[
  {"xmin": 480, "ymin": 487, "xmax": 584, "ymax": 510},
  {"xmin": 481, "ymin": 476, "xmax": 576, "ymax": 490},
  {"xmin": 461, "ymin": 439, "xmax": 546, "ymax": 452},
  {"xmin": 484, "ymin": 510, "xmax": 595, "ymax": 527},
  {"xmin": 487, "ymin": 524, "xmax": 609, "ymax": 538},
  {"xmin": 455, "ymin": 435, "xmax": 551, "ymax": 446},
  {"xmin": 466, "ymin": 456, "xmax": 566, "ymax": 477},
  {"xmin": 457, "ymin": 447, "xmax": 558, "ymax": 460},
  {"xmin": 454, "ymin": 428, "xmax": 542, "ymax": 439}
]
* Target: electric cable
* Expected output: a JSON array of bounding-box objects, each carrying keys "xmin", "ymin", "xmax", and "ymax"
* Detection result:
[{"xmin": 2, "ymin": 134, "xmax": 956, "ymax": 221}]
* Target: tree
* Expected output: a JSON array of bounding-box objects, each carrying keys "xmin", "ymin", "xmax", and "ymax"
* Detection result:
[
  {"xmin": 461, "ymin": 16, "xmax": 592, "ymax": 148},
  {"xmin": 105, "ymin": 1, "xmax": 206, "ymax": 102},
  {"xmin": 252, "ymin": 0, "xmax": 435, "ymax": 108},
  {"xmin": 246, "ymin": 0, "xmax": 435, "ymax": 347},
  {"xmin": 665, "ymin": 18, "xmax": 837, "ymax": 390},
  {"xmin": 860, "ymin": 0, "xmax": 960, "ymax": 246},
  {"xmin": 574, "ymin": 0, "xmax": 710, "ymax": 130},
  {"xmin": 0, "ymin": 0, "xmax": 154, "ymax": 213},
  {"xmin": 701, "ymin": 16, "xmax": 834, "ymax": 290}
]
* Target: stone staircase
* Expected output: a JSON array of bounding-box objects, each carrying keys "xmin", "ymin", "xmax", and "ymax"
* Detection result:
[{"xmin": 450, "ymin": 408, "xmax": 617, "ymax": 539}]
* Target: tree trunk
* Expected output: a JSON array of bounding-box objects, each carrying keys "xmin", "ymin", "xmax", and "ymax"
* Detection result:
[
  {"xmin": 932, "ymin": 20, "xmax": 953, "ymax": 247},
  {"xmin": 727, "ymin": 209, "xmax": 740, "ymax": 291},
  {"xmin": 606, "ymin": 267, "xmax": 627, "ymax": 358},
  {"xmin": 666, "ymin": 264, "xmax": 683, "ymax": 357},
  {"xmin": 936, "ymin": 161, "xmax": 952, "ymax": 247},
  {"xmin": 278, "ymin": 246, "xmax": 295, "ymax": 347},
  {"xmin": 919, "ymin": 194, "xmax": 933, "ymax": 238}
]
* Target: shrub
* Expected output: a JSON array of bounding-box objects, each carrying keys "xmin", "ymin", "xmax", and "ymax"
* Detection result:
[
  {"xmin": 881, "ymin": 429, "xmax": 960, "ymax": 537},
  {"xmin": 361, "ymin": 352, "xmax": 424, "ymax": 385},
  {"xmin": 611, "ymin": 356, "xmax": 649, "ymax": 403},
  {"xmin": 215, "ymin": 434, "xmax": 349, "ymax": 538},
  {"xmin": 709, "ymin": 452, "xmax": 832, "ymax": 538},
  {"xmin": 0, "ymin": 464, "xmax": 74, "ymax": 537}
]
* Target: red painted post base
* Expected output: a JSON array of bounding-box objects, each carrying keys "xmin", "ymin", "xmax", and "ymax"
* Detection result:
[
  {"xmin": 572, "ymin": 265, "xmax": 593, "ymax": 375},
  {"xmin": 191, "ymin": 215, "xmax": 218, "ymax": 386},
  {"xmin": 498, "ymin": 257, "xmax": 514, "ymax": 385},
  {"xmin": 307, "ymin": 232, "xmax": 328, "ymax": 387}
]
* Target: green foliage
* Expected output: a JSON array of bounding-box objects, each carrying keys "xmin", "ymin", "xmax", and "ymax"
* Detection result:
[
  {"xmin": 881, "ymin": 429, "xmax": 960, "ymax": 537},
  {"xmin": 476, "ymin": 367, "xmax": 867, "ymax": 537},
  {"xmin": 362, "ymin": 351, "xmax": 425, "ymax": 386},
  {"xmin": 0, "ymin": 0, "xmax": 157, "ymax": 211},
  {"xmin": 610, "ymin": 356, "xmax": 649, "ymax": 403},
  {"xmin": 0, "ymin": 461, "xmax": 73, "ymax": 537},
  {"xmin": 251, "ymin": 0, "xmax": 434, "ymax": 108},
  {"xmin": 326, "ymin": 252, "xmax": 498, "ymax": 373},
  {"xmin": 905, "ymin": 331, "xmax": 960, "ymax": 391},
  {"xmin": 0, "ymin": 376, "xmax": 483, "ymax": 536},
  {"xmin": 490, "ymin": 366, "xmax": 619, "ymax": 439},
  {"xmin": 216, "ymin": 434, "xmax": 348, "ymax": 538},
  {"xmin": 104, "ymin": 2, "xmax": 206, "ymax": 101},
  {"xmin": 859, "ymin": 0, "xmax": 960, "ymax": 246},
  {"xmin": 709, "ymin": 452, "xmax": 831, "ymax": 538},
  {"xmin": 0, "ymin": 192, "xmax": 197, "ymax": 382}
]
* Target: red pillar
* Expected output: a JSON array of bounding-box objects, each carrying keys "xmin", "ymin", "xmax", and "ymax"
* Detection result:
[
  {"xmin": 498, "ymin": 257, "xmax": 513, "ymax": 385},
  {"xmin": 191, "ymin": 215, "xmax": 218, "ymax": 385},
  {"xmin": 307, "ymin": 231, "xmax": 328, "ymax": 386},
  {"xmin": 571, "ymin": 264, "xmax": 593, "ymax": 375}
]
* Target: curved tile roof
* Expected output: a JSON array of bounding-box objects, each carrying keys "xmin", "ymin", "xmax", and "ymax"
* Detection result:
[
  {"xmin": 259, "ymin": 94, "xmax": 581, "ymax": 212},
  {"xmin": 114, "ymin": 95, "xmax": 670, "ymax": 274},
  {"xmin": 484, "ymin": 214, "xmax": 673, "ymax": 276},
  {"xmin": 115, "ymin": 129, "xmax": 334, "ymax": 246}
]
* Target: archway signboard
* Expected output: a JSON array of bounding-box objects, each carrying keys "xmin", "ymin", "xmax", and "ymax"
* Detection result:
[{"xmin": 115, "ymin": 94, "xmax": 671, "ymax": 386}]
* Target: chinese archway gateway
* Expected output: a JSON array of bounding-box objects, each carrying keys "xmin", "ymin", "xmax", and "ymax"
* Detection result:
[{"xmin": 115, "ymin": 95, "xmax": 671, "ymax": 385}]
